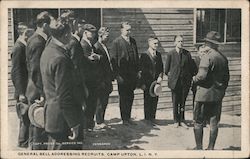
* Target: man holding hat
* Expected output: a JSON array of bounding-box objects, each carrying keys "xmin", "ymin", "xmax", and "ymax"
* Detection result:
[
  {"xmin": 165, "ymin": 35, "xmax": 196, "ymax": 129},
  {"xmin": 110, "ymin": 22, "xmax": 140, "ymax": 126},
  {"xmin": 94, "ymin": 27, "xmax": 114, "ymax": 128},
  {"xmin": 139, "ymin": 36, "xmax": 163, "ymax": 125},
  {"xmin": 41, "ymin": 18, "xmax": 83, "ymax": 150},
  {"xmin": 80, "ymin": 23, "xmax": 101, "ymax": 130},
  {"xmin": 192, "ymin": 31, "xmax": 230, "ymax": 150},
  {"xmin": 11, "ymin": 23, "xmax": 34, "ymax": 148},
  {"xmin": 25, "ymin": 11, "xmax": 52, "ymax": 150}
]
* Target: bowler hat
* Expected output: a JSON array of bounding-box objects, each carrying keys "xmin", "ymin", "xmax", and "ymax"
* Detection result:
[
  {"xmin": 83, "ymin": 24, "xmax": 97, "ymax": 32},
  {"xmin": 204, "ymin": 31, "xmax": 221, "ymax": 44},
  {"xmin": 149, "ymin": 81, "xmax": 162, "ymax": 97},
  {"xmin": 28, "ymin": 102, "xmax": 44, "ymax": 128}
]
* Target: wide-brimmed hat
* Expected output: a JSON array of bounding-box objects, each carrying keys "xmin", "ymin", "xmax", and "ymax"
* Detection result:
[
  {"xmin": 28, "ymin": 102, "xmax": 44, "ymax": 128},
  {"xmin": 204, "ymin": 31, "xmax": 221, "ymax": 44},
  {"xmin": 149, "ymin": 81, "xmax": 162, "ymax": 97},
  {"xmin": 16, "ymin": 102, "xmax": 29, "ymax": 118}
]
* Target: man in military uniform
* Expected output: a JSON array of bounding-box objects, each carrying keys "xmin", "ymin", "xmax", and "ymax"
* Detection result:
[{"xmin": 192, "ymin": 31, "xmax": 230, "ymax": 150}]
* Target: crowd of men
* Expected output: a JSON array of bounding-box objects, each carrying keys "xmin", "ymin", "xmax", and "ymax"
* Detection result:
[{"xmin": 11, "ymin": 10, "xmax": 230, "ymax": 150}]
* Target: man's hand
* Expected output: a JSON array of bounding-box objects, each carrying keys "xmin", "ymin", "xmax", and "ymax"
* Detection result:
[
  {"xmin": 35, "ymin": 96, "xmax": 45, "ymax": 106},
  {"xmin": 116, "ymin": 75, "xmax": 124, "ymax": 84},
  {"xmin": 88, "ymin": 53, "xmax": 101, "ymax": 61},
  {"xmin": 19, "ymin": 94, "xmax": 27, "ymax": 103},
  {"xmin": 68, "ymin": 124, "xmax": 80, "ymax": 140},
  {"xmin": 137, "ymin": 71, "xmax": 142, "ymax": 80}
]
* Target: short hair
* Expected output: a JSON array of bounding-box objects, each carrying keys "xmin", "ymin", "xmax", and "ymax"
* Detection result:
[
  {"xmin": 121, "ymin": 21, "xmax": 130, "ymax": 29},
  {"xmin": 148, "ymin": 36, "xmax": 159, "ymax": 43},
  {"xmin": 50, "ymin": 19, "xmax": 71, "ymax": 39},
  {"xmin": 17, "ymin": 22, "xmax": 28, "ymax": 36},
  {"xmin": 36, "ymin": 11, "xmax": 51, "ymax": 27},
  {"xmin": 98, "ymin": 27, "xmax": 109, "ymax": 37},
  {"xmin": 173, "ymin": 35, "xmax": 183, "ymax": 42}
]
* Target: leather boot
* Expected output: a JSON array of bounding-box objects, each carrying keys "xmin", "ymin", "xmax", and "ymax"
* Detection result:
[
  {"xmin": 206, "ymin": 117, "xmax": 218, "ymax": 150},
  {"xmin": 193, "ymin": 124, "xmax": 203, "ymax": 150}
]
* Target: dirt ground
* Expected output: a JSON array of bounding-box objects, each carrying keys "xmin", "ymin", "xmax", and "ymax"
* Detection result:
[{"xmin": 8, "ymin": 105, "xmax": 241, "ymax": 151}]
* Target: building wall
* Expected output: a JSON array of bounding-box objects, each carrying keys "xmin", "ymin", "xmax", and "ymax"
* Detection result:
[{"xmin": 8, "ymin": 8, "xmax": 241, "ymax": 115}]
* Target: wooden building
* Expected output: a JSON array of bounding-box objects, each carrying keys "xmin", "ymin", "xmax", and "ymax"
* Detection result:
[{"xmin": 8, "ymin": 8, "xmax": 241, "ymax": 115}]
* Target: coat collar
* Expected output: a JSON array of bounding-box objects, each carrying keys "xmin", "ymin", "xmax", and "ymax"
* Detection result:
[{"xmin": 36, "ymin": 29, "xmax": 48, "ymax": 41}]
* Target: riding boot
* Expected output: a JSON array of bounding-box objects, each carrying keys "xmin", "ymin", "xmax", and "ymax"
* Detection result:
[
  {"xmin": 193, "ymin": 124, "xmax": 203, "ymax": 150},
  {"xmin": 206, "ymin": 127, "xmax": 218, "ymax": 150}
]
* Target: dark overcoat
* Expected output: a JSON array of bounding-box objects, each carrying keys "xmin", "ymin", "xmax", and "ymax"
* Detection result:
[
  {"xmin": 40, "ymin": 38, "xmax": 82, "ymax": 133},
  {"xmin": 26, "ymin": 33, "xmax": 46, "ymax": 103},
  {"xmin": 165, "ymin": 48, "xmax": 196, "ymax": 90},
  {"xmin": 11, "ymin": 40, "xmax": 28, "ymax": 99}
]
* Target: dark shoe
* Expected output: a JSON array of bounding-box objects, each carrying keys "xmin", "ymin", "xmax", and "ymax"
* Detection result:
[
  {"xmin": 17, "ymin": 142, "xmax": 28, "ymax": 148},
  {"xmin": 128, "ymin": 119, "xmax": 137, "ymax": 125},
  {"xmin": 123, "ymin": 120, "xmax": 129, "ymax": 126}
]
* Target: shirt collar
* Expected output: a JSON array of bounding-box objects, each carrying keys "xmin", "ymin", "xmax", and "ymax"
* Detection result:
[
  {"xmin": 52, "ymin": 37, "xmax": 67, "ymax": 51},
  {"xmin": 82, "ymin": 36, "xmax": 92, "ymax": 47},
  {"xmin": 17, "ymin": 37, "xmax": 27, "ymax": 46},
  {"xmin": 72, "ymin": 33, "xmax": 80, "ymax": 42},
  {"xmin": 121, "ymin": 35, "xmax": 130, "ymax": 42},
  {"xmin": 36, "ymin": 29, "xmax": 48, "ymax": 41},
  {"xmin": 148, "ymin": 47, "xmax": 156, "ymax": 56}
]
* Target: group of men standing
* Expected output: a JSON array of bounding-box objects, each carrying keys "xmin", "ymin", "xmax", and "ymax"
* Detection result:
[{"xmin": 11, "ymin": 10, "xmax": 229, "ymax": 150}]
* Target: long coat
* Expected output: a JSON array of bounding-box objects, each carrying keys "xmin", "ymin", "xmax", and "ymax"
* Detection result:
[
  {"xmin": 165, "ymin": 48, "xmax": 196, "ymax": 90},
  {"xmin": 140, "ymin": 50, "xmax": 164, "ymax": 87},
  {"xmin": 26, "ymin": 33, "xmax": 46, "ymax": 103},
  {"xmin": 94, "ymin": 41, "xmax": 113, "ymax": 95},
  {"xmin": 193, "ymin": 48, "xmax": 230, "ymax": 102},
  {"xmin": 11, "ymin": 40, "xmax": 28, "ymax": 99},
  {"xmin": 67, "ymin": 36, "xmax": 88, "ymax": 102},
  {"xmin": 110, "ymin": 36, "xmax": 139, "ymax": 88},
  {"xmin": 40, "ymin": 38, "xmax": 82, "ymax": 133}
]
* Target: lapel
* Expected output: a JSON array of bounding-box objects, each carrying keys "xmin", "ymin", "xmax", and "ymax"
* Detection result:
[
  {"xmin": 173, "ymin": 49, "xmax": 180, "ymax": 65},
  {"xmin": 146, "ymin": 50, "xmax": 156, "ymax": 65},
  {"xmin": 97, "ymin": 41, "xmax": 106, "ymax": 56}
]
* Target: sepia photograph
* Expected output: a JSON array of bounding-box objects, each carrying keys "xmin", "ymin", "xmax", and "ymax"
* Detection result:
[{"xmin": 1, "ymin": 0, "xmax": 249, "ymax": 158}]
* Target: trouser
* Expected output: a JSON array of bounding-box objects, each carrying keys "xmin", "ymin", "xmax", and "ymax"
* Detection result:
[
  {"xmin": 193, "ymin": 101, "xmax": 222, "ymax": 150},
  {"xmin": 84, "ymin": 83, "xmax": 98, "ymax": 129},
  {"xmin": 47, "ymin": 127, "xmax": 83, "ymax": 150},
  {"xmin": 144, "ymin": 88, "xmax": 158, "ymax": 120},
  {"xmin": 96, "ymin": 93, "xmax": 110, "ymax": 124},
  {"xmin": 29, "ymin": 125, "xmax": 47, "ymax": 150},
  {"xmin": 18, "ymin": 112, "xmax": 30, "ymax": 147},
  {"xmin": 118, "ymin": 83, "xmax": 135, "ymax": 121}
]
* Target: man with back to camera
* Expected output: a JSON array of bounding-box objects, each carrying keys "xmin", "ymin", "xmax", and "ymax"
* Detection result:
[
  {"xmin": 11, "ymin": 23, "xmax": 34, "ymax": 148},
  {"xmin": 40, "ymin": 18, "xmax": 83, "ymax": 150},
  {"xmin": 165, "ymin": 35, "xmax": 197, "ymax": 129},
  {"xmin": 110, "ymin": 22, "xmax": 140, "ymax": 126},
  {"xmin": 139, "ymin": 36, "xmax": 164, "ymax": 125},
  {"xmin": 25, "ymin": 11, "xmax": 52, "ymax": 150},
  {"xmin": 192, "ymin": 31, "xmax": 230, "ymax": 150},
  {"xmin": 94, "ymin": 27, "xmax": 114, "ymax": 128}
]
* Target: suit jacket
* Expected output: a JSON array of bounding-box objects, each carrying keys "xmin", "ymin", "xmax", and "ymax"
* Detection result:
[
  {"xmin": 26, "ymin": 33, "xmax": 46, "ymax": 103},
  {"xmin": 193, "ymin": 48, "xmax": 230, "ymax": 102},
  {"xmin": 165, "ymin": 48, "xmax": 196, "ymax": 90},
  {"xmin": 94, "ymin": 41, "xmax": 113, "ymax": 94},
  {"xmin": 67, "ymin": 36, "xmax": 88, "ymax": 100},
  {"xmin": 40, "ymin": 38, "xmax": 82, "ymax": 133},
  {"xmin": 110, "ymin": 36, "xmax": 139, "ymax": 83},
  {"xmin": 80, "ymin": 39, "xmax": 101, "ymax": 85},
  {"xmin": 140, "ymin": 50, "xmax": 164, "ymax": 87},
  {"xmin": 11, "ymin": 40, "xmax": 28, "ymax": 99}
]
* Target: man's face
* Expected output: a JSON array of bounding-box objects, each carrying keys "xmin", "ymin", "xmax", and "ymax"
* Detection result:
[
  {"xmin": 149, "ymin": 39, "xmax": 159, "ymax": 50},
  {"xmin": 85, "ymin": 30, "xmax": 95, "ymax": 40},
  {"xmin": 174, "ymin": 36, "xmax": 184, "ymax": 49},
  {"xmin": 121, "ymin": 24, "xmax": 131, "ymax": 37},
  {"xmin": 101, "ymin": 32, "xmax": 109, "ymax": 43}
]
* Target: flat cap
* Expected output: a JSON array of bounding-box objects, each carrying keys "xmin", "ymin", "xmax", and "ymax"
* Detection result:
[{"xmin": 83, "ymin": 24, "xmax": 97, "ymax": 32}]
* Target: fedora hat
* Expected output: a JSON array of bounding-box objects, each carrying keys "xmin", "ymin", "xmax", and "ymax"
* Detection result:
[
  {"xmin": 16, "ymin": 102, "xmax": 29, "ymax": 118},
  {"xmin": 28, "ymin": 102, "xmax": 44, "ymax": 128},
  {"xmin": 149, "ymin": 81, "xmax": 162, "ymax": 97},
  {"xmin": 204, "ymin": 31, "xmax": 221, "ymax": 44}
]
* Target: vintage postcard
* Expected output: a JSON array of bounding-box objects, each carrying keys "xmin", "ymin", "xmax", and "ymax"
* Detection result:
[{"xmin": 0, "ymin": 0, "xmax": 249, "ymax": 158}]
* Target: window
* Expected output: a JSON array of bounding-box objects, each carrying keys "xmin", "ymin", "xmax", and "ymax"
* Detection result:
[{"xmin": 196, "ymin": 9, "xmax": 241, "ymax": 43}]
